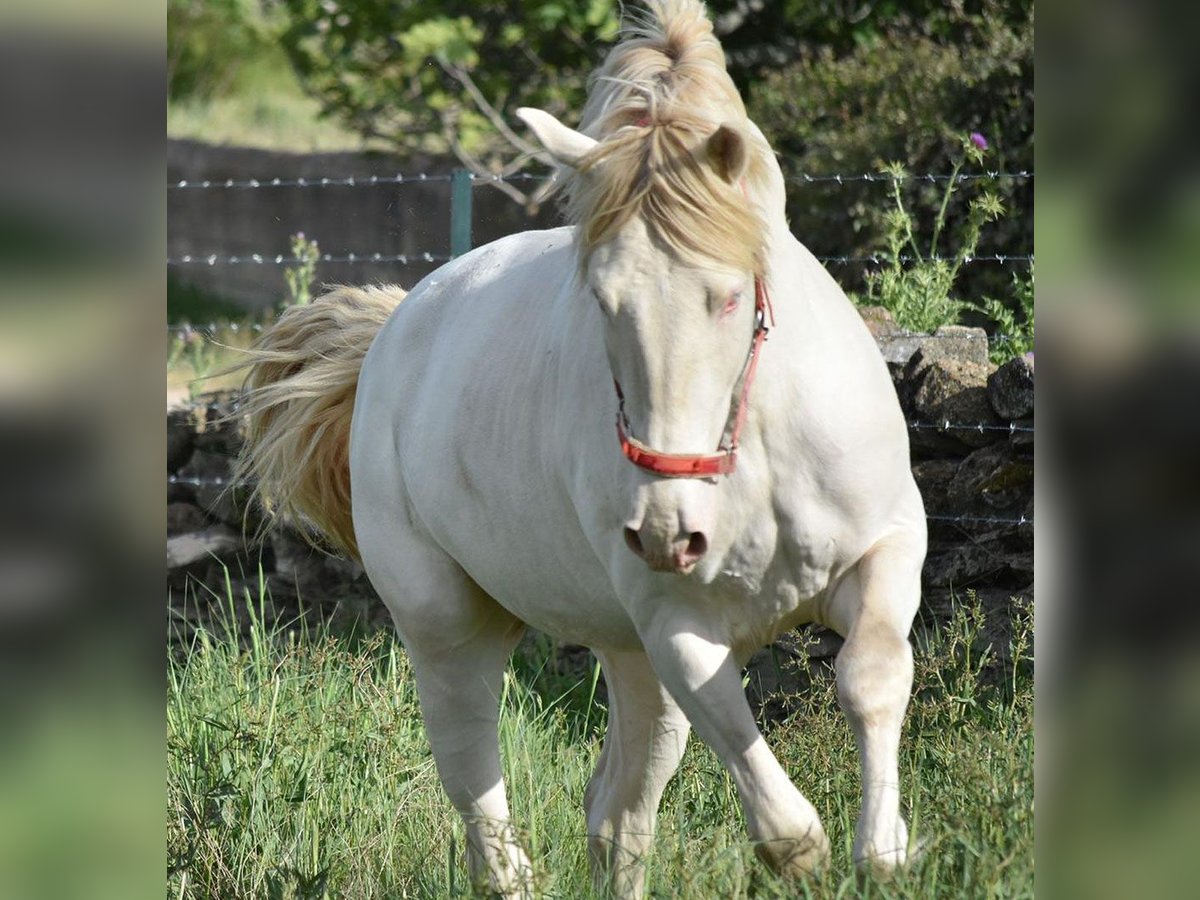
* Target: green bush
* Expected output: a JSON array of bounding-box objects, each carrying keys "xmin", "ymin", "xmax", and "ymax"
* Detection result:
[{"xmin": 747, "ymin": 0, "xmax": 1032, "ymax": 301}]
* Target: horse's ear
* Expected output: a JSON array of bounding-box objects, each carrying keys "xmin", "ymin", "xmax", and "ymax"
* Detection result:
[
  {"xmin": 706, "ymin": 124, "xmax": 749, "ymax": 184},
  {"xmin": 516, "ymin": 108, "xmax": 597, "ymax": 168}
]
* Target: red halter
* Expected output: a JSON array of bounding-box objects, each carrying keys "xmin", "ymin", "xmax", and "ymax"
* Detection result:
[{"xmin": 613, "ymin": 275, "xmax": 775, "ymax": 478}]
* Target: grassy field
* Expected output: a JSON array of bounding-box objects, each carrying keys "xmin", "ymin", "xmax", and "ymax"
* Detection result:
[{"xmin": 167, "ymin": 587, "xmax": 1032, "ymax": 899}]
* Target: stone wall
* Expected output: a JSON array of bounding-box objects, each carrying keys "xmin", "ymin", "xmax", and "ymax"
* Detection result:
[{"xmin": 168, "ymin": 308, "xmax": 1033, "ymax": 707}]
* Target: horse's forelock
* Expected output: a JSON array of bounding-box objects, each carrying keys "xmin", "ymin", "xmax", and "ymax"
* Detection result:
[{"xmin": 564, "ymin": 0, "xmax": 769, "ymax": 277}]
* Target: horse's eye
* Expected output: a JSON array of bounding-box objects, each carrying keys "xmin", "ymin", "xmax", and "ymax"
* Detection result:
[{"xmin": 719, "ymin": 291, "xmax": 743, "ymax": 318}]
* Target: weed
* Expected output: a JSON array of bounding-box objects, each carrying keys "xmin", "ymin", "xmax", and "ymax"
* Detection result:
[
  {"xmin": 855, "ymin": 135, "xmax": 1033, "ymax": 361},
  {"xmin": 282, "ymin": 233, "xmax": 321, "ymax": 309}
]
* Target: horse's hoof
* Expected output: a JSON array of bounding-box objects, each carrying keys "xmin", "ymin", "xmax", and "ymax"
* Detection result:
[
  {"xmin": 754, "ymin": 829, "xmax": 831, "ymax": 879},
  {"xmin": 854, "ymin": 830, "xmax": 929, "ymax": 881}
]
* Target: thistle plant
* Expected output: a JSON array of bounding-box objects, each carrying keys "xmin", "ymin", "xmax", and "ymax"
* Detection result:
[
  {"xmin": 282, "ymin": 232, "xmax": 320, "ymax": 308},
  {"xmin": 859, "ymin": 134, "xmax": 1009, "ymax": 336},
  {"xmin": 971, "ymin": 266, "xmax": 1035, "ymax": 363}
]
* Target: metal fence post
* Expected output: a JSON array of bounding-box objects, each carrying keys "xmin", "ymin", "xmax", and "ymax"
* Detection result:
[{"xmin": 450, "ymin": 169, "xmax": 473, "ymax": 258}]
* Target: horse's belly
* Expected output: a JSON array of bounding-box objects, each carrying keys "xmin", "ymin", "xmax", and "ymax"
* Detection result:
[{"xmin": 422, "ymin": 503, "xmax": 642, "ymax": 648}]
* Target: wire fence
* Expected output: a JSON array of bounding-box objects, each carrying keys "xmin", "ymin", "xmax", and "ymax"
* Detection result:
[
  {"xmin": 166, "ymin": 250, "xmax": 1032, "ymax": 268},
  {"xmin": 168, "ymin": 165, "xmax": 1034, "ymax": 266},
  {"xmin": 167, "ymin": 321, "xmax": 1027, "ymax": 346},
  {"xmin": 168, "ymin": 169, "xmax": 1033, "ymax": 191}
]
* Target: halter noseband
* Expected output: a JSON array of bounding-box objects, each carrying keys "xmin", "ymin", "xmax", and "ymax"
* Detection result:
[{"xmin": 613, "ymin": 275, "xmax": 775, "ymax": 478}]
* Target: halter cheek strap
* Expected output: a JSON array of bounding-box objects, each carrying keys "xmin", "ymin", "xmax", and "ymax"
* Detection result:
[{"xmin": 613, "ymin": 275, "xmax": 775, "ymax": 478}]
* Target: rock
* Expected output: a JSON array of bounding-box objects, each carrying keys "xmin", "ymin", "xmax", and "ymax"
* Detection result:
[
  {"xmin": 880, "ymin": 324, "xmax": 991, "ymax": 369},
  {"xmin": 945, "ymin": 443, "xmax": 1034, "ymax": 514},
  {"xmin": 178, "ymin": 449, "xmax": 256, "ymax": 527},
  {"xmin": 922, "ymin": 325, "xmax": 992, "ymax": 368},
  {"xmin": 191, "ymin": 391, "xmax": 246, "ymax": 457},
  {"xmin": 923, "ymin": 542, "xmax": 1031, "ymax": 589},
  {"xmin": 919, "ymin": 586, "xmax": 1033, "ymax": 660},
  {"xmin": 168, "ymin": 408, "xmax": 194, "ymax": 472},
  {"xmin": 910, "ymin": 458, "xmax": 962, "ymax": 516},
  {"xmin": 167, "ymin": 525, "xmax": 242, "ymax": 570},
  {"xmin": 988, "ymin": 352, "xmax": 1035, "ymax": 420},
  {"xmin": 168, "ymin": 502, "xmax": 209, "ymax": 536},
  {"xmin": 271, "ymin": 531, "xmax": 368, "ymax": 605},
  {"xmin": 1010, "ymin": 416, "xmax": 1035, "ymax": 448},
  {"xmin": 857, "ymin": 305, "xmax": 902, "ymax": 340},
  {"xmin": 908, "ymin": 354, "xmax": 1001, "ymax": 450}
]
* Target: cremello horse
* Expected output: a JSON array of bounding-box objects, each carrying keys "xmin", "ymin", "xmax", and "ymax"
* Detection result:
[{"xmin": 237, "ymin": 2, "xmax": 925, "ymax": 895}]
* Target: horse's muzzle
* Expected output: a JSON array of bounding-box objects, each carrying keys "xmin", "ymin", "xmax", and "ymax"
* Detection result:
[{"xmin": 623, "ymin": 523, "xmax": 709, "ymax": 574}]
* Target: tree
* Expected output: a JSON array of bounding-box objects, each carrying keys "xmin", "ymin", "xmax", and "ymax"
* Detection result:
[{"xmin": 277, "ymin": 0, "xmax": 620, "ymax": 204}]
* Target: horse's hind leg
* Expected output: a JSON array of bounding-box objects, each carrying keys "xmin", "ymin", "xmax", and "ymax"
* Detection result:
[
  {"xmin": 363, "ymin": 541, "xmax": 531, "ymax": 896},
  {"xmin": 825, "ymin": 532, "xmax": 923, "ymax": 876},
  {"xmin": 585, "ymin": 648, "xmax": 690, "ymax": 899}
]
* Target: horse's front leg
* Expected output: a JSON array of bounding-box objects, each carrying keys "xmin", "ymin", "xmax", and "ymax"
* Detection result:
[
  {"xmin": 635, "ymin": 603, "xmax": 830, "ymax": 878},
  {"xmin": 585, "ymin": 648, "xmax": 690, "ymax": 898},
  {"xmin": 826, "ymin": 533, "xmax": 923, "ymax": 876}
]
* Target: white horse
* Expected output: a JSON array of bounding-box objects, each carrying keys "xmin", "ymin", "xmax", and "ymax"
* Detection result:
[{"xmin": 236, "ymin": 2, "xmax": 925, "ymax": 896}]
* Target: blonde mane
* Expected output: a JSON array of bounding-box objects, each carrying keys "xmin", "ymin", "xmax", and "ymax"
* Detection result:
[{"xmin": 564, "ymin": 0, "xmax": 770, "ymax": 275}]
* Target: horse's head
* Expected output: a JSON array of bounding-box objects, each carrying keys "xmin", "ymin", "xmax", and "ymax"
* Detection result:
[{"xmin": 519, "ymin": 101, "xmax": 773, "ymax": 575}]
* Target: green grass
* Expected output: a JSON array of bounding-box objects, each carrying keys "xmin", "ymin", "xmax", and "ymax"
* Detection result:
[{"xmin": 167, "ymin": 587, "xmax": 1032, "ymax": 898}]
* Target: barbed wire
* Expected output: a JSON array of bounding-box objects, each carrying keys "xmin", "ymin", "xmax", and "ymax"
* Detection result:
[
  {"xmin": 909, "ymin": 421, "xmax": 1033, "ymax": 434},
  {"xmin": 166, "ymin": 322, "xmax": 1027, "ymax": 346},
  {"xmin": 168, "ymin": 170, "xmax": 1032, "ymax": 191},
  {"xmin": 171, "ymin": 173, "xmax": 450, "ymax": 190},
  {"xmin": 166, "ymin": 474, "xmax": 1032, "ymax": 527},
  {"xmin": 926, "ymin": 513, "xmax": 1033, "ymax": 527},
  {"xmin": 785, "ymin": 171, "xmax": 1033, "ymax": 185},
  {"xmin": 167, "ymin": 250, "xmax": 1030, "ymax": 268},
  {"xmin": 170, "ymin": 322, "xmax": 265, "ymax": 335},
  {"xmin": 820, "ymin": 254, "xmax": 1031, "ymax": 266},
  {"xmin": 167, "ymin": 251, "xmax": 453, "ymax": 266}
]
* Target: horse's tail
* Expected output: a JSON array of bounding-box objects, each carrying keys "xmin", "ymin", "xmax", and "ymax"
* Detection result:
[{"xmin": 233, "ymin": 284, "xmax": 404, "ymax": 560}]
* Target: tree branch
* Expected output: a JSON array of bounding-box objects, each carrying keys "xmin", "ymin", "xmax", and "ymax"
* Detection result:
[
  {"xmin": 439, "ymin": 113, "xmax": 531, "ymax": 206},
  {"xmin": 436, "ymin": 57, "xmax": 550, "ymax": 164}
]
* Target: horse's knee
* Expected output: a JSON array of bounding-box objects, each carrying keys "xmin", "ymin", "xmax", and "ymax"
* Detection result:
[{"xmin": 836, "ymin": 629, "xmax": 912, "ymax": 725}]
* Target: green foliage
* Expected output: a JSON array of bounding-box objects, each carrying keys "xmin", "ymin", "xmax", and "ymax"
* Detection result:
[
  {"xmin": 168, "ymin": 326, "xmax": 222, "ymax": 402},
  {"xmin": 971, "ymin": 269, "xmax": 1036, "ymax": 363},
  {"xmin": 747, "ymin": 0, "xmax": 1032, "ymax": 297},
  {"xmin": 167, "ymin": 276, "xmax": 246, "ymax": 324},
  {"xmin": 277, "ymin": 0, "xmax": 620, "ymax": 174},
  {"xmin": 168, "ymin": 577, "xmax": 1032, "ymax": 897},
  {"xmin": 168, "ymin": 0, "xmax": 283, "ymax": 101},
  {"xmin": 282, "ymin": 232, "xmax": 321, "ymax": 308}
]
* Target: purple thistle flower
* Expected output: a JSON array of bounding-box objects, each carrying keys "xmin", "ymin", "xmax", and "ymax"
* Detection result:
[{"xmin": 970, "ymin": 132, "xmax": 989, "ymax": 151}]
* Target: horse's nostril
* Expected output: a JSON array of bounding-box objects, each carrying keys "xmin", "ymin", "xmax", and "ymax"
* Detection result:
[
  {"xmin": 624, "ymin": 526, "xmax": 645, "ymax": 557},
  {"xmin": 685, "ymin": 531, "xmax": 708, "ymax": 561}
]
